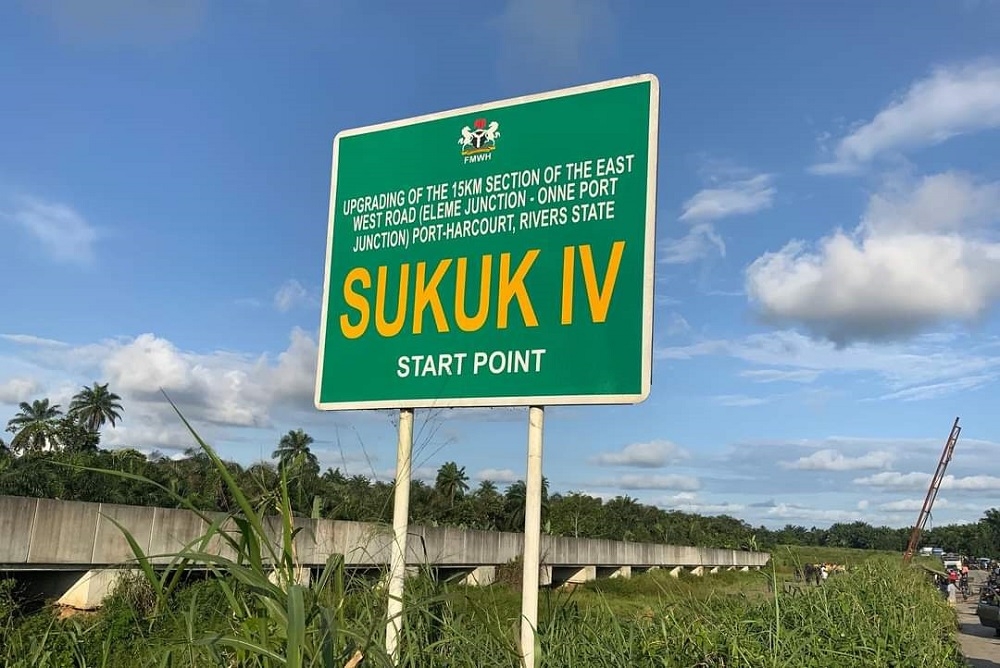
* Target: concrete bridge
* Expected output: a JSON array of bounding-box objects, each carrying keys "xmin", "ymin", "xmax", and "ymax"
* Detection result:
[{"xmin": 0, "ymin": 495, "xmax": 770, "ymax": 608}]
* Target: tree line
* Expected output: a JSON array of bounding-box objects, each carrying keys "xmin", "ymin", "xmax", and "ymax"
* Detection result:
[{"xmin": 3, "ymin": 384, "xmax": 1000, "ymax": 556}]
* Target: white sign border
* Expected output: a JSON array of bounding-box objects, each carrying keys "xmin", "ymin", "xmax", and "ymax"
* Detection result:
[{"xmin": 315, "ymin": 73, "xmax": 660, "ymax": 411}]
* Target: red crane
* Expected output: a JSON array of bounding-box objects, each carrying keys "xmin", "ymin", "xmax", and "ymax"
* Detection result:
[{"xmin": 902, "ymin": 417, "xmax": 961, "ymax": 565}]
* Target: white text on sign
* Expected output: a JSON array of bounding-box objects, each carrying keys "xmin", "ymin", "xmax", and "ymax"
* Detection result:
[
  {"xmin": 343, "ymin": 154, "xmax": 638, "ymax": 254},
  {"xmin": 396, "ymin": 349, "xmax": 547, "ymax": 378}
]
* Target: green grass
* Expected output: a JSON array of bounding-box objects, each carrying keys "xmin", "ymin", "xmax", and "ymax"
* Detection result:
[
  {"xmin": 3, "ymin": 558, "xmax": 965, "ymax": 667},
  {"xmin": 770, "ymin": 545, "xmax": 892, "ymax": 571},
  {"xmin": 767, "ymin": 544, "xmax": 944, "ymax": 576},
  {"xmin": 0, "ymin": 403, "xmax": 969, "ymax": 667}
]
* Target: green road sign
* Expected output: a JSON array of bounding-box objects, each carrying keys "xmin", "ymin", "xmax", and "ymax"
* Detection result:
[{"xmin": 316, "ymin": 74, "xmax": 660, "ymax": 410}]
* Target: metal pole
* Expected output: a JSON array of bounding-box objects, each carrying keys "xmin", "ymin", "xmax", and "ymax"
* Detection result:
[
  {"xmin": 385, "ymin": 408, "xmax": 414, "ymax": 662},
  {"xmin": 519, "ymin": 406, "xmax": 545, "ymax": 668},
  {"xmin": 902, "ymin": 417, "xmax": 961, "ymax": 564}
]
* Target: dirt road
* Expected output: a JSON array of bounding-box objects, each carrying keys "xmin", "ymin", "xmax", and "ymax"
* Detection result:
[{"xmin": 957, "ymin": 576, "xmax": 1000, "ymax": 668}]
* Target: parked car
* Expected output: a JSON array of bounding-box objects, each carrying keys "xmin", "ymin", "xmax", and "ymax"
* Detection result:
[{"xmin": 977, "ymin": 582, "xmax": 1000, "ymax": 636}]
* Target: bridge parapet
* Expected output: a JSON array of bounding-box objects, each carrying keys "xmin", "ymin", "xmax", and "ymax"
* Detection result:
[{"xmin": 0, "ymin": 495, "xmax": 770, "ymax": 571}]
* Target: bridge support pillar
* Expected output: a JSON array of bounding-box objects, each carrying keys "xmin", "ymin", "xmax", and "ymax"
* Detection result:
[
  {"xmin": 690, "ymin": 566, "xmax": 704, "ymax": 577},
  {"xmin": 375, "ymin": 565, "xmax": 420, "ymax": 592},
  {"xmin": 461, "ymin": 566, "xmax": 496, "ymax": 586},
  {"xmin": 740, "ymin": 566, "xmax": 749, "ymax": 572},
  {"xmin": 268, "ymin": 566, "xmax": 311, "ymax": 587},
  {"xmin": 669, "ymin": 566, "xmax": 682, "ymax": 578},
  {"xmin": 596, "ymin": 566, "xmax": 631, "ymax": 579},
  {"xmin": 709, "ymin": 566, "xmax": 719, "ymax": 574},
  {"xmin": 56, "ymin": 569, "xmax": 124, "ymax": 610},
  {"xmin": 551, "ymin": 565, "xmax": 596, "ymax": 587}
]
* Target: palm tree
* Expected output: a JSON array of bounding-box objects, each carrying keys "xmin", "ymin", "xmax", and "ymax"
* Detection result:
[
  {"xmin": 434, "ymin": 461, "xmax": 469, "ymax": 506},
  {"xmin": 272, "ymin": 429, "xmax": 319, "ymax": 473},
  {"xmin": 6, "ymin": 398, "xmax": 63, "ymax": 454},
  {"xmin": 473, "ymin": 480, "xmax": 504, "ymax": 530},
  {"xmin": 475, "ymin": 480, "xmax": 499, "ymax": 497},
  {"xmin": 502, "ymin": 477, "xmax": 550, "ymax": 532},
  {"xmin": 68, "ymin": 382, "xmax": 124, "ymax": 432}
]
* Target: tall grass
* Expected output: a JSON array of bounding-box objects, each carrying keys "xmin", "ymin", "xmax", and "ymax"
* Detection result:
[
  {"xmin": 0, "ymin": 401, "xmax": 969, "ymax": 667},
  {"xmin": 443, "ymin": 559, "xmax": 964, "ymax": 667},
  {"xmin": 95, "ymin": 400, "xmax": 394, "ymax": 668}
]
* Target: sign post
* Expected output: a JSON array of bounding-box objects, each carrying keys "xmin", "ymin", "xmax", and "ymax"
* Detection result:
[
  {"xmin": 519, "ymin": 406, "xmax": 545, "ymax": 667},
  {"xmin": 384, "ymin": 408, "xmax": 413, "ymax": 661},
  {"xmin": 315, "ymin": 73, "xmax": 660, "ymax": 666}
]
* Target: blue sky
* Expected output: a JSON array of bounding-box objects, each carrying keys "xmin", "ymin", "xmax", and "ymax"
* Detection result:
[{"xmin": 3, "ymin": 0, "xmax": 1000, "ymax": 529}]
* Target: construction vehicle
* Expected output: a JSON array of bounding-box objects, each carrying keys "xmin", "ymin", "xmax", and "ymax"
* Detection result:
[{"xmin": 902, "ymin": 417, "xmax": 961, "ymax": 565}]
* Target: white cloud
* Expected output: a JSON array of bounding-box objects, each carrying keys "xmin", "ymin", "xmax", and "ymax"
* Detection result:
[
  {"xmin": 864, "ymin": 171, "xmax": 1000, "ymax": 234},
  {"xmin": 701, "ymin": 433, "xmax": 1000, "ymax": 528},
  {"xmin": 937, "ymin": 474, "xmax": 1000, "ymax": 492},
  {"xmin": 4, "ymin": 196, "xmax": 97, "ymax": 264},
  {"xmin": 878, "ymin": 498, "xmax": 927, "ymax": 512},
  {"xmin": 712, "ymin": 394, "xmax": 770, "ymax": 407},
  {"xmin": 854, "ymin": 471, "xmax": 1000, "ymax": 491},
  {"xmin": 237, "ymin": 280, "xmax": 316, "ymax": 313},
  {"xmin": 659, "ymin": 223, "xmax": 725, "ymax": 265},
  {"xmin": 657, "ymin": 329, "xmax": 1000, "ymax": 400},
  {"xmin": 679, "ymin": 174, "xmax": 775, "ymax": 223},
  {"xmin": 596, "ymin": 474, "xmax": 700, "ymax": 491},
  {"xmin": 662, "ymin": 169, "xmax": 773, "ymax": 265},
  {"xmin": 102, "ymin": 422, "xmax": 198, "ymax": 451},
  {"xmin": 664, "ymin": 313, "xmax": 691, "ymax": 336},
  {"xmin": 872, "ymin": 374, "xmax": 998, "ymax": 402},
  {"xmin": 764, "ymin": 503, "xmax": 860, "ymax": 523},
  {"xmin": 3, "ymin": 328, "xmax": 318, "ymax": 449},
  {"xmin": 493, "ymin": 0, "xmax": 613, "ymax": 85},
  {"xmin": 312, "ymin": 447, "xmax": 374, "ymax": 473},
  {"xmin": 812, "ymin": 61, "xmax": 1000, "ymax": 174},
  {"xmin": 654, "ymin": 294, "xmax": 682, "ymax": 308},
  {"xmin": 0, "ymin": 377, "xmax": 41, "ymax": 405},
  {"xmin": 657, "ymin": 491, "xmax": 698, "ymax": 504},
  {"xmin": 781, "ymin": 448, "xmax": 895, "ymax": 472},
  {"xmin": 274, "ymin": 279, "xmax": 311, "ymax": 313},
  {"xmin": 656, "ymin": 492, "xmax": 745, "ymax": 515},
  {"xmin": 727, "ymin": 434, "xmax": 999, "ymax": 469},
  {"xmin": 739, "ymin": 369, "xmax": 820, "ymax": 384},
  {"xmin": 565, "ymin": 489, "xmax": 620, "ymax": 502},
  {"xmin": 589, "ymin": 440, "xmax": 689, "ymax": 468},
  {"xmin": 1, "ymin": 334, "xmax": 67, "ymax": 347},
  {"xmin": 746, "ymin": 171, "xmax": 1000, "ymax": 345},
  {"xmin": 33, "ymin": 0, "xmax": 206, "ymax": 46},
  {"xmin": 475, "ymin": 467, "xmax": 518, "ymax": 483},
  {"xmin": 876, "ymin": 498, "xmax": 980, "ymax": 513}
]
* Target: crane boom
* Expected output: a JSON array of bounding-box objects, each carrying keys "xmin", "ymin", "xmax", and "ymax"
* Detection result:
[{"xmin": 902, "ymin": 417, "xmax": 961, "ymax": 564}]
